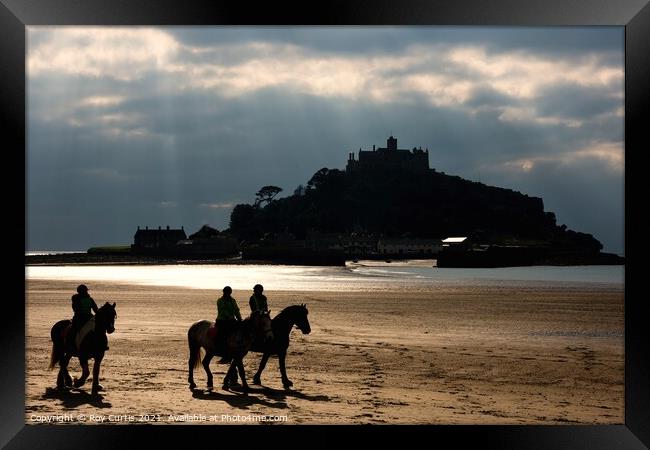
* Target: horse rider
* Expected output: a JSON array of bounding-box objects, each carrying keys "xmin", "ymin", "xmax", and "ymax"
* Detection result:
[
  {"xmin": 67, "ymin": 284, "xmax": 107, "ymax": 351},
  {"xmin": 215, "ymin": 286, "xmax": 242, "ymax": 364},
  {"xmin": 249, "ymin": 284, "xmax": 269, "ymax": 314}
]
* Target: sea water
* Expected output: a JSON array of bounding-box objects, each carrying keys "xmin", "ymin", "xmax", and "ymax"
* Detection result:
[{"xmin": 25, "ymin": 259, "xmax": 624, "ymax": 291}]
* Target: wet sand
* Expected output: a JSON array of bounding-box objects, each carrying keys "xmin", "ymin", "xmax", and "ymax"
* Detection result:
[{"xmin": 26, "ymin": 279, "xmax": 624, "ymax": 424}]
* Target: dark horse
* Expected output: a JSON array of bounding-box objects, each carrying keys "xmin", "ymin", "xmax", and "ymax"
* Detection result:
[
  {"xmin": 187, "ymin": 310, "xmax": 273, "ymax": 392},
  {"xmin": 49, "ymin": 302, "xmax": 117, "ymax": 396},
  {"xmin": 250, "ymin": 304, "xmax": 311, "ymax": 388}
]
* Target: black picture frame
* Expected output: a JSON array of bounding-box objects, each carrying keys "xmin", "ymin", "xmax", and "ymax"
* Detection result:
[{"xmin": 3, "ymin": 0, "xmax": 648, "ymax": 447}]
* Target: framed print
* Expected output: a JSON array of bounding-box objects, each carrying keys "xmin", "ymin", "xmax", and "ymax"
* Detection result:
[{"xmin": 3, "ymin": 0, "xmax": 649, "ymax": 447}]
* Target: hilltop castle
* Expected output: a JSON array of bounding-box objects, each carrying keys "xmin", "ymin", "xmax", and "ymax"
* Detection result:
[{"xmin": 345, "ymin": 136, "xmax": 430, "ymax": 172}]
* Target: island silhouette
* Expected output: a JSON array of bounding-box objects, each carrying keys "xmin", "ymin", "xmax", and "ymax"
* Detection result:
[{"xmin": 27, "ymin": 136, "xmax": 623, "ymax": 267}]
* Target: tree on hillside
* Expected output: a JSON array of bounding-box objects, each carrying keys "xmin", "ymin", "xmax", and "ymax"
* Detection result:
[
  {"xmin": 306, "ymin": 168, "xmax": 332, "ymax": 191},
  {"xmin": 189, "ymin": 224, "xmax": 220, "ymax": 239},
  {"xmin": 254, "ymin": 185, "xmax": 283, "ymax": 208},
  {"xmin": 230, "ymin": 204, "xmax": 261, "ymax": 240}
]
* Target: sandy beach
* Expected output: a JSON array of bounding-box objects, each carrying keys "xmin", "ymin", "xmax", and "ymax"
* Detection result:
[{"xmin": 25, "ymin": 279, "xmax": 624, "ymax": 424}]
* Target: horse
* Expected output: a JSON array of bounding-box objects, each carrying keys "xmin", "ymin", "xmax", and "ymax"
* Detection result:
[
  {"xmin": 49, "ymin": 302, "xmax": 117, "ymax": 396},
  {"xmin": 187, "ymin": 310, "xmax": 273, "ymax": 392},
  {"xmin": 250, "ymin": 304, "xmax": 310, "ymax": 388}
]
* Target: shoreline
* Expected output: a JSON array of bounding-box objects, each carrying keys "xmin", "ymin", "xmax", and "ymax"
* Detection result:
[
  {"xmin": 25, "ymin": 254, "xmax": 298, "ymax": 266},
  {"xmin": 25, "ymin": 253, "xmax": 624, "ymax": 267},
  {"xmin": 25, "ymin": 259, "xmax": 625, "ymax": 292}
]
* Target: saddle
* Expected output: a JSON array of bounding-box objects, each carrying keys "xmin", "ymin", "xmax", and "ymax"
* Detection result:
[
  {"xmin": 67, "ymin": 318, "xmax": 95, "ymax": 351},
  {"xmin": 209, "ymin": 322, "xmax": 239, "ymax": 357}
]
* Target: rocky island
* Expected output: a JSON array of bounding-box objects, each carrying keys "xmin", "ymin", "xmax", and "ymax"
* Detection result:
[{"xmin": 27, "ymin": 136, "xmax": 623, "ymax": 267}]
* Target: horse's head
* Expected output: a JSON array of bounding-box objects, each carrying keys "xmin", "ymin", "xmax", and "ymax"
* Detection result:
[
  {"xmin": 251, "ymin": 310, "xmax": 274, "ymax": 343},
  {"xmin": 97, "ymin": 302, "xmax": 117, "ymax": 334},
  {"xmin": 294, "ymin": 304, "xmax": 311, "ymax": 335}
]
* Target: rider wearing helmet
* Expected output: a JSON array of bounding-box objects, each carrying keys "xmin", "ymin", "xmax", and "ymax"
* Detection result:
[
  {"xmin": 249, "ymin": 284, "xmax": 268, "ymax": 313},
  {"xmin": 215, "ymin": 286, "xmax": 242, "ymax": 365},
  {"xmin": 68, "ymin": 284, "xmax": 100, "ymax": 351}
]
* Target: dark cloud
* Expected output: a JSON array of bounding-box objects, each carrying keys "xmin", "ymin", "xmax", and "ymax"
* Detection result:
[
  {"xmin": 464, "ymin": 86, "xmax": 520, "ymax": 109},
  {"xmin": 534, "ymin": 83, "xmax": 622, "ymax": 120},
  {"xmin": 167, "ymin": 26, "xmax": 623, "ymax": 59}
]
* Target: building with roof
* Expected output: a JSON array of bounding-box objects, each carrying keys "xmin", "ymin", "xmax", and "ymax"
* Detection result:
[
  {"xmin": 378, "ymin": 238, "xmax": 442, "ymax": 256},
  {"xmin": 132, "ymin": 225, "xmax": 187, "ymax": 254},
  {"xmin": 442, "ymin": 236, "xmax": 468, "ymax": 245},
  {"xmin": 441, "ymin": 236, "xmax": 471, "ymax": 251},
  {"xmin": 345, "ymin": 136, "xmax": 430, "ymax": 172}
]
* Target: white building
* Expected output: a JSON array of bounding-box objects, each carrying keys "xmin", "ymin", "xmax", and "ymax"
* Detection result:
[
  {"xmin": 441, "ymin": 236, "xmax": 472, "ymax": 251},
  {"xmin": 442, "ymin": 236, "xmax": 468, "ymax": 245},
  {"xmin": 377, "ymin": 239, "xmax": 442, "ymax": 255}
]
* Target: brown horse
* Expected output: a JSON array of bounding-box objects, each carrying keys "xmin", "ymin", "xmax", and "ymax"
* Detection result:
[
  {"xmin": 187, "ymin": 310, "xmax": 273, "ymax": 392},
  {"xmin": 49, "ymin": 302, "xmax": 117, "ymax": 396}
]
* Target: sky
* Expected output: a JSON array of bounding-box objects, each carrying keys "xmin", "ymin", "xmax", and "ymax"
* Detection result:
[{"xmin": 26, "ymin": 27, "xmax": 624, "ymax": 254}]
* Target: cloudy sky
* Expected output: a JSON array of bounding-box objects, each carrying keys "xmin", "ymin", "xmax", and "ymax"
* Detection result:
[{"xmin": 27, "ymin": 27, "xmax": 624, "ymax": 254}]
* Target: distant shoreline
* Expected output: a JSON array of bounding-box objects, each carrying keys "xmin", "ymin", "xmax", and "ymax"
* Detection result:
[
  {"xmin": 24, "ymin": 252, "xmax": 623, "ymax": 267},
  {"xmin": 24, "ymin": 253, "xmax": 277, "ymax": 266}
]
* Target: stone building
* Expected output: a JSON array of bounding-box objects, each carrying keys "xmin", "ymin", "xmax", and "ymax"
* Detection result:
[
  {"xmin": 132, "ymin": 226, "xmax": 187, "ymax": 253},
  {"xmin": 345, "ymin": 136, "xmax": 430, "ymax": 172}
]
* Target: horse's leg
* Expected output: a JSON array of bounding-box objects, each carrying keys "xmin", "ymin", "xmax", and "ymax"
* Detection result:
[
  {"xmin": 57, "ymin": 353, "xmax": 72, "ymax": 390},
  {"xmin": 253, "ymin": 352, "xmax": 270, "ymax": 385},
  {"xmin": 91, "ymin": 355, "xmax": 103, "ymax": 395},
  {"xmin": 236, "ymin": 357, "xmax": 249, "ymax": 393},
  {"xmin": 202, "ymin": 352, "xmax": 214, "ymax": 389},
  {"xmin": 63, "ymin": 353, "xmax": 74, "ymax": 387},
  {"xmin": 222, "ymin": 360, "xmax": 236, "ymax": 390},
  {"xmin": 227, "ymin": 360, "xmax": 239, "ymax": 384},
  {"xmin": 188, "ymin": 358, "xmax": 195, "ymax": 390},
  {"xmin": 188, "ymin": 342, "xmax": 199, "ymax": 390},
  {"xmin": 279, "ymin": 350, "xmax": 293, "ymax": 388},
  {"xmin": 62, "ymin": 334, "xmax": 73, "ymax": 386},
  {"xmin": 53, "ymin": 333, "xmax": 73, "ymax": 388},
  {"xmin": 74, "ymin": 358, "xmax": 90, "ymax": 388}
]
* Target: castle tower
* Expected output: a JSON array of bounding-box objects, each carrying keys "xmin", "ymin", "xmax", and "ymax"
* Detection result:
[
  {"xmin": 387, "ymin": 135, "xmax": 397, "ymax": 151},
  {"xmin": 346, "ymin": 135, "xmax": 430, "ymax": 172}
]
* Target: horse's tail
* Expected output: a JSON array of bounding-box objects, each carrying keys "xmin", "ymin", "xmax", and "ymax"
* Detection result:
[
  {"xmin": 193, "ymin": 346, "xmax": 203, "ymax": 370},
  {"xmin": 188, "ymin": 324, "xmax": 203, "ymax": 370},
  {"xmin": 48, "ymin": 344, "xmax": 57, "ymax": 370},
  {"xmin": 49, "ymin": 320, "xmax": 69, "ymax": 370}
]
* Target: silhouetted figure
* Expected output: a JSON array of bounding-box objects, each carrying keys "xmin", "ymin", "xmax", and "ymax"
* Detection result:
[
  {"xmin": 215, "ymin": 286, "xmax": 241, "ymax": 364},
  {"xmin": 67, "ymin": 284, "xmax": 105, "ymax": 351},
  {"xmin": 249, "ymin": 284, "xmax": 268, "ymax": 313}
]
